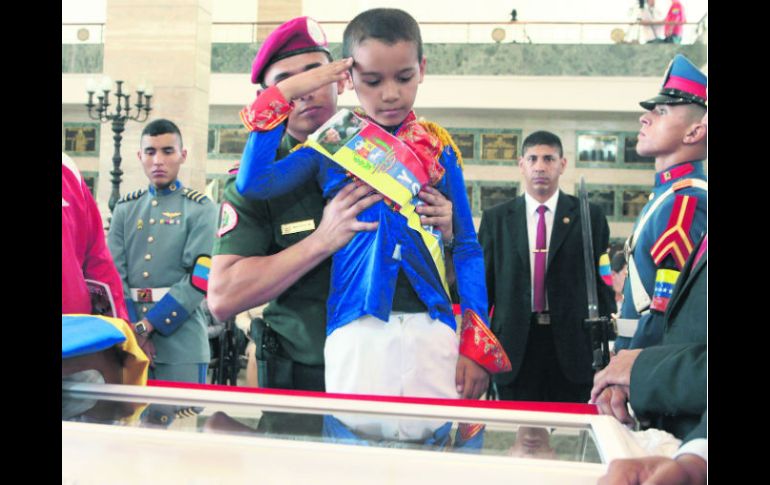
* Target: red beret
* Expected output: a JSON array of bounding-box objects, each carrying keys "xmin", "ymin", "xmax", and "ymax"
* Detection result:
[{"xmin": 251, "ymin": 16, "xmax": 330, "ymax": 84}]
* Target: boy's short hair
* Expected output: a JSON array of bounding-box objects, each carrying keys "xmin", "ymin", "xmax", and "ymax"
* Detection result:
[
  {"xmin": 521, "ymin": 130, "xmax": 563, "ymax": 158},
  {"xmin": 342, "ymin": 8, "xmax": 423, "ymax": 61},
  {"xmin": 611, "ymin": 251, "xmax": 627, "ymax": 273},
  {"xmin": 141, "ymin": 118, "xmax": 183, "ymax": 147}
]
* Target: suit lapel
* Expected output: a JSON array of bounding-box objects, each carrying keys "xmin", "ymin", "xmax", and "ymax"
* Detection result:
[
  {"xmin": 667, "ymin": 237, "xmax": 707, "ymax": 313},
  {"xmin": 548, "ymin": 191, "xmax": 578, "ymax": 267},
  {"xmin": 507, "ymin": 196, "xmax": 530, "ymax": 273}
]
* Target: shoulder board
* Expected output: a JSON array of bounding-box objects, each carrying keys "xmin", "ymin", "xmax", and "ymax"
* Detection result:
[
  {"xmin": 672, "ymin": 178, "xmax": 708, "ymax": 192},
  {"xmin": 182, "ymin": 188, "xmax": 209, "ymax": 204},
  {"xmin": 418, "ymin": 120, "xmax": 464, "ymax": 169},
  {"xmin": 117, "ymin": 189, "xmax": 146, "ymax": 204}
]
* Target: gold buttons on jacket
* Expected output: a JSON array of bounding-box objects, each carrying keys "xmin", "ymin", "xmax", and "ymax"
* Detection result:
[
  {"xmin": 145, "ymin": 254, "xmax": 152, "ymax": 261},
  {"xmin": 165, "ymin": 318, "xmax": 172, "ymax": 324},
  {"xmin": 151, "ymin": 200, "xmax": 158, "ymax": 207},
  {"xmin": 149, "ymin": 218, "xmax": 156, "ymax": 225},
  {"xmin": 142, "ymin": 306, "xmax": 148, "ymax": 313},
  {"xmin": 143, "ymin": 271, "xmax": 150, "ymax": 278},
  {"xmin": 171, "ymin": 311, "xmax": 178, "ymax": 317},
  {"xmin": 148, "ymin": 236, "xmax": 154, "ymax": 243}
]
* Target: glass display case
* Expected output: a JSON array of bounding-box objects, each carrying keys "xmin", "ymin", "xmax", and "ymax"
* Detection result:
[{"xmin": 63, "ymin": 381, "xmax": 648, "ymax": 484}]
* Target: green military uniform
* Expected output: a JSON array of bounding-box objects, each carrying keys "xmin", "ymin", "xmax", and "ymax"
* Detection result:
[
  {"xmin": 108, "ymin": 180, "xmax": 217, "ymax": 382},
  {"xmin": 214, "ymin": 134, "xmax": 329, "ymax": 381}
]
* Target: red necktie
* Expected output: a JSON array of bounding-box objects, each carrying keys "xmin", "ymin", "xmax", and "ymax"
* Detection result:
[{"xmin": 533, "ymin": 205, "xmax": 548, "ymax": 312}]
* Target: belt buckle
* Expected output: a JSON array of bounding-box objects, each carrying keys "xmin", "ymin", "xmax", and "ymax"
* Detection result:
[
  {"xmin": 535, "ymin": 313, "xmax": 550, "ymax": 325},
  {"xmin": 137, "ymin": 288, "xmax": 153, "ymax": 303}
]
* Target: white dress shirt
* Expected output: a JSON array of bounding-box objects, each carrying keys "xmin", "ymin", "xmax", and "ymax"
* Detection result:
[{"xmin": 523, "ymin": 190, "xmax": 560, "ymax": 310}]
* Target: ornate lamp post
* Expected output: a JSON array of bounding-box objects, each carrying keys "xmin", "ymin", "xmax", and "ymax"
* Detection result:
[{"xmin": 86, "ymin": 76, "xmax": 153, "ymax": 212}]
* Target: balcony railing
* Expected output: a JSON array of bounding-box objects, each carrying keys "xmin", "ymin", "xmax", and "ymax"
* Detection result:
[{"xmin": 62, "ymin": 20, "xmax": 705, "ymax": 46}]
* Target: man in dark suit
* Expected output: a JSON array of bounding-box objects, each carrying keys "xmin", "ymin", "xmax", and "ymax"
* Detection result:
[
  {"xmin": 590, "ymin": 233, "xmax": 706, "ymax": 444},
  {"xmin": 479, "ymin": 130, "xmax": 614, "ymax": 403}
]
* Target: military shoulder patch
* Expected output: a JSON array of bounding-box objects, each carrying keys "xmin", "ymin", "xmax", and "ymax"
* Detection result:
[
  {"xmin": 650, "ymin": 268, "xmax": 680, "ymax": 313},
  {"xmin": 598, "ymin": 252, "xmax": 613, "ymax": 286},
  {"xmin": 217, "ymin": 202, "xmax": 239, "ymax": 237},
  {"xmin": 182, "ymin": 188, "xmax": 209, "ymax": 204},
  {"xmin": 118, "ymin": 189, "xmax": 146, "ymax": 204},
  {"xmin": 190, "ymin": 254, "xmax": 211, "ymax": 295},
  {"xmin": 649, "ymin": 194, "xmax": 698, "ymax": 269}
]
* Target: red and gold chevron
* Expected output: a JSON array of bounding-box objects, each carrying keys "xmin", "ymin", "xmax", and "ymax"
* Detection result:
[{"xmin": 649, "ymin": 194, "xmax": 697, "ymax": 269}]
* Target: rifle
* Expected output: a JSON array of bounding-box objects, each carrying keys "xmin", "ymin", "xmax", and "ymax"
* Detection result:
[{"xmin": 578, "ymin": 177, "xmax": 613, "ymax": 371}]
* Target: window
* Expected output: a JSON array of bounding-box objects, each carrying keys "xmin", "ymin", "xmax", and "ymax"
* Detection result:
[
  {"xmin": 623, "ymin": 135, "xmax": 655, "ymax": 164},
  {"xmin": 480, "ymin": 184, "xmax": 517, "ymax": 211},
  {"xmin": 587, "ymin": 188, "xmax": 615, "ymax": 217},
  {"xmin": 622, "ymin": 189, "xmax": 649, "ymax": 219},
  {"xmin": 208, "ymin": 125, "xmax": 249, "ymax": 158},
  {"xmin": 577, "ymin": 134, "xmax": 618, "ymax": 163},
  {"xmin": 81, "ymin": 171, "xmax": 98, "ymax": 198},
  {"xmin": 576, "ymin": 132, "xmax": 654, "ymax": 168},
  {"xmin": 446, "ymin": 128, "xmax": 522, "ymax": 166},
  {"xmin": 451, "ymin": 133, "xmax": 475, "ymax": 161},
  {"xmin": 63, "ymin": 123, "xmax": 100, "ymax": 156},
  {"xmin": 578, "ymin": 183, "xmax": 652, "ymax": 222},
  {"xmin": 481, "ymin": 133, "xmax": 518, "ymax": 161},
  {"xmin": 466, "ymin": 181, "xmax": 519, "ymax": 216}
]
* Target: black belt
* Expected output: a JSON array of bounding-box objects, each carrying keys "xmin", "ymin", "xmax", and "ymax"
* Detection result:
[{"xmin": 531, "ymin": 312, "xmax": 551, "ymax": 325}]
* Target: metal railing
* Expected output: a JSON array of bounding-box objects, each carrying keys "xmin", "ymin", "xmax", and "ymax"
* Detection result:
[
  {"xmin": 210, "ymin": 20, "xmax": 704, "ymax": 45},
  {"xmin": 62, "ymin": 20, "xmax": 705, "ymax": 46}
]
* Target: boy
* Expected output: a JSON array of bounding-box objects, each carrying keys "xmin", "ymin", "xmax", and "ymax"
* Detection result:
[{"xmin": 236, "ymin": 9, "xmax": 510, "ymax": 399}]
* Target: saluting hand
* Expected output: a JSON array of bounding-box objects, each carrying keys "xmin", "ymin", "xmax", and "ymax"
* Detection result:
[{"xmin": 276, "ymin": 57, "xmax": 353, "ymax": 101}]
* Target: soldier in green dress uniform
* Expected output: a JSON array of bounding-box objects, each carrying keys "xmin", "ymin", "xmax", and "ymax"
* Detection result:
[{"xmin": 108, "ymin": 119, "xmax": 218, "ymax": 383}]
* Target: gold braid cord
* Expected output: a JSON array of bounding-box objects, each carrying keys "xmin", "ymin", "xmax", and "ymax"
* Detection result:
[{"xmin": 418, "ymin": 120, "xmax": 464, "ymax": 169}]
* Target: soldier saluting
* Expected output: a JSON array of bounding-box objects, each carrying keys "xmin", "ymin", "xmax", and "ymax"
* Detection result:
[{"xmin": 108, "ymin": 119, "xmax": 218, "ymax": 383}]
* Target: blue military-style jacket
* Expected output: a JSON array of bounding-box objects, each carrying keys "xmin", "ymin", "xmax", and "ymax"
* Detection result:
[
  {"xmin": 615, "ymin": 160, "xmax": 707, "ymax": 351},
  {"xmin": 235, "ymin": 124, "xmax": 487, "ymax": 336}
]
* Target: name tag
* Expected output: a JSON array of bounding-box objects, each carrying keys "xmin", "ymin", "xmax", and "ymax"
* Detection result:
[{"xmin": 281, "ymin": 219, "xmax": 316, "ymax": 235}]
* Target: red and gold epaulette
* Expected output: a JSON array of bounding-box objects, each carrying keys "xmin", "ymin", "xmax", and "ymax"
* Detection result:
[
  {"xmin": 239, "ymin": 85, "xmax": 293, "ymax": 132},
  {"xmin": 418, "ymin": 120, "xmax": 464, "ymax": 170},
  {"xmin": 398, "ymin": 120, "xmax": 445, "ymax": 185},
  {"xmin": 459, "ymin": 309, "xmax": 512, "ymax": 374},
  {"xmin": 649, "ymin": 194, "xmax": 697, "ymax": 269}
]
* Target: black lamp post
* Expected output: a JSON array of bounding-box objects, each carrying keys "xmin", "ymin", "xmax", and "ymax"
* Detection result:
[{"xmin": 86, "ymin": 76, "xmax": 153, "ymax": 212}]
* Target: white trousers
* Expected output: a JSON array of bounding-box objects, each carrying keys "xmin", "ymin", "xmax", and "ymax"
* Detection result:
[{"xmin": 324, "ymin": 312, "xmax": 459, "ymax": 399}]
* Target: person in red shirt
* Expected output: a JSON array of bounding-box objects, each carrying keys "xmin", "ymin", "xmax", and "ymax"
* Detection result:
[
  {"xmin": 664, "ymin": 0, "xmax": 685, "ymax": 43},
  {"xmin": 62, "ymin": 152, "xmax": 129, "ymax": 321}
]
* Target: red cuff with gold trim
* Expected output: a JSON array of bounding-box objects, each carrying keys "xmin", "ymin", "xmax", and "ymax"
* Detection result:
[
  {"xmin": 239, "ymin": 85, "xmax": 293, "ymax": 132},
  {"xmin": 459, "ymin": 310, "xmax": 512, "ymax": 374}
]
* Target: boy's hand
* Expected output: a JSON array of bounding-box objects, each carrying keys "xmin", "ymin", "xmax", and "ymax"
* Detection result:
[
  {"xmin": 416, "ymin": 186, "xmax": 453, "ymax": 242},
  {"xmin": 455, "ymin": 355, "xmax": 490, "ymax": 399},
  {"xmin": 276, "ymin": 57, "xmax": 353, "ymax": 101}
]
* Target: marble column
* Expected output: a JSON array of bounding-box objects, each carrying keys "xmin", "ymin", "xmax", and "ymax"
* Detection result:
[
  {"xmin": 98, "ymin": 0, "xmax": 212, "ymax": 212},
  {"xmin": 256, "ymin": 0, "xmax": 302, "ymax": 41}
]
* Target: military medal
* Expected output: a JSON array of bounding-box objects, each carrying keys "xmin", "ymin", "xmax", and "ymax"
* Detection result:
[{"xmin": 137, "ymin": 219, "xmax": 144, "ymax": 230}]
